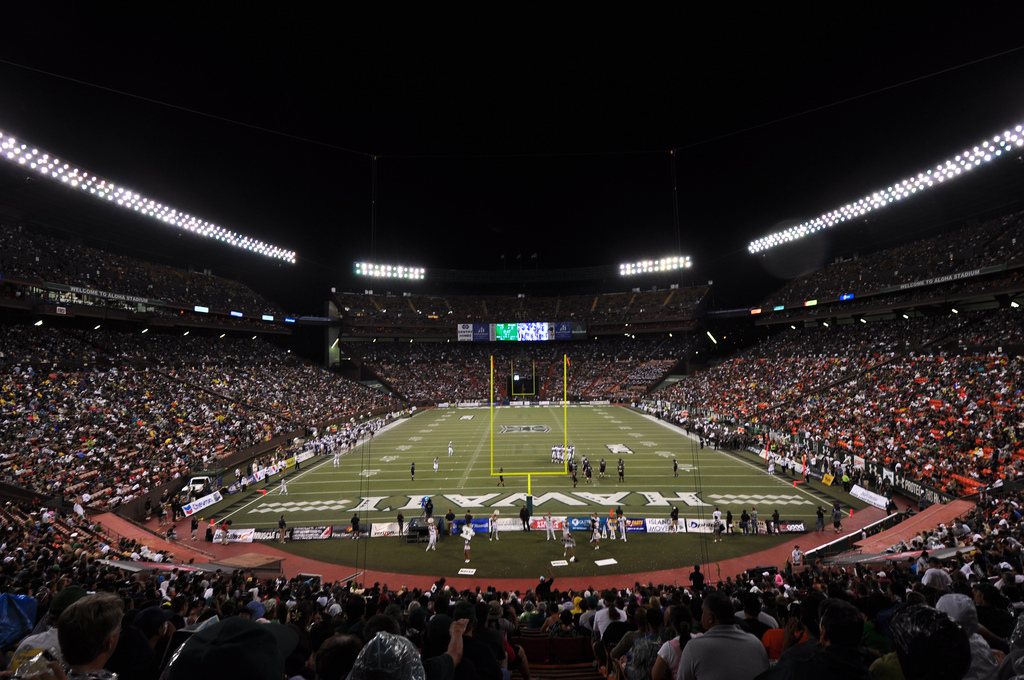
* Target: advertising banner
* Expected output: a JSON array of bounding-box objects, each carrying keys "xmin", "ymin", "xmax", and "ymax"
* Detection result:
[
  {"xmin": 473, "ymin": 324, "xmax": 492, "ymax": 342},
  {"xmin": 567, "ymin": 516, "xmax": 602, "ymax": 532},
  {"xmin": 182, "ymin": 491, "xmax": 223, "ymax": 517},
  {"xmin": 291, "ymin": 526, "xmax": 334, "ymax": 541},
  {"xmin": 624, "ymin": 518, "xmax": 645, "ymax": 532},
  {"xmin": 371, "ymin": 522, "xmax": 401, "ymax": 538},
  {"xmin": 850, "ymin": 484, "xmax": 889, "ymax": 510},
  {"xmin": 776, "ymin": 521, "xmax": 807, "ymax": 533},
  {"xmin": 553, "ymin": 322, "xmax": 574, "ymax": 340},
  {"xmin": 645, "ymin": 517, "xmax": 674, "ymax": 533},
  {"xmin": 494, "ymin": 518, "xmax": 522, "ymax": 533},
  {"xmin": 252, "ymin": 529, "xmax": 278, "ymax": 541},
  {"xmin": 684, "ymin": 518, "xmax": 717, "ymax": 534},
  {"xmin": 530, "ymin": 517, "xmax": 567, "ymax": 531},
  {"xmin": 216, "ymin": 528, "xmax": 255, "ymax": 543},
  {"xmin": 469, "ymin": 518, "xmax": 491, "ymax": 533},
  {"xmin": 457, "ymin": 324, "xmax": 474, "ymax": 342}
]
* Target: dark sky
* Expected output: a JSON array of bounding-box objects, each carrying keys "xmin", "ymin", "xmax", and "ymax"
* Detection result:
[{"xmin": 2, "ymin": 6, "xmax": 1024, "ymax": 313}]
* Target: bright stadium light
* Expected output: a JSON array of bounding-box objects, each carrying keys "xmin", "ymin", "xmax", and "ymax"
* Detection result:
[
  {"xmin": 354, "ymin": 262, "xmax": 426, "ymax": 280},
  {"xmin": 619, "ymin": 256, "xmax": 692, "ymax": 276},
  {"xmin": 0, "ymin": 130, "xmax": 297, "ymax": 264},
  {"xmin": 747, "ymin": 124, "xmax": 1024, "ymax": 254}
]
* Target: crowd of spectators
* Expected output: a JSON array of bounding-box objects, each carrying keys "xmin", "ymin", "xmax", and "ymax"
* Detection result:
[
  {"xmin": 3, "ymin": 475, "xmax": 1024, "ymax": 680},
  {"xmin": 334, "ymin": 286, "xmax": 710, "ymax": 331},
  {"xmin": 0, "ymin": 222, "xmax": 284, "ymax": 315},
  {"xmin": 350, "ymin": 335, "xmax": 697, "ymax": 402},
  {"xmin": 656, "ymin": 313, "xmax": 1024, "ymax": 498},
  {"xmin": 0, "ymin": 324, "xmax": 401, "ymax": 509},
  {"xmin": 763, "ymin": 209, "xmax": 1024, "ymax": 309}
]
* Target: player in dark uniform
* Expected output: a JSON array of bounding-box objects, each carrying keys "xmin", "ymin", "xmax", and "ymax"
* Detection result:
[
  {"xmin": 497, "ymin": 466, "xmax": 505, "ymax": 487},
  {"xmin": 584, "ymin": 464, "xmax": 593, "ymax": 484},
  {"xmin": 617, "ymin": 458, "xmax": 625, "ymax": 482},
  {"xmin": 571, "ymin": 469, "xmax": 578, "ymax": 488},
  {"xmin": 599, "ymin": 458, "xmax": 607, "ymax": 477},
  {"xmin": 673, "ymin": 459, "xmax": 679, "ymax": 477},
  {"xmin": 410, "ymin": 461, "xmax": 415, "ymax": 481}
]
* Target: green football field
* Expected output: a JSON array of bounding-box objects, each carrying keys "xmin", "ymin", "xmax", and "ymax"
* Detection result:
[{"xmin": 205, "ymin": 405, "xmax": 859, "ymax": 578}]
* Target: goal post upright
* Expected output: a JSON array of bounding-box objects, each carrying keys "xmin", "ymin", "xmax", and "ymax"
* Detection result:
[
  {"xmin": 488, "ymin": 352, "xmax": 568, "ymax": 509},
  {"xmin": 489, "ymin": 354, "xmax": 494, "ymax": 473}
]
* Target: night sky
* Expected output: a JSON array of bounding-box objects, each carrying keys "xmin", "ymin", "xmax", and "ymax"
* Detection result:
[{"xmin": 2, "ymin": 7, "xmax": 1024, "ymax": 313}]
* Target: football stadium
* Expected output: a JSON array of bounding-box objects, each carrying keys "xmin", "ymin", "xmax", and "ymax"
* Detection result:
[{"xmin": 0, "ymin": 10, "xmax": 1022, "ymax": 680}]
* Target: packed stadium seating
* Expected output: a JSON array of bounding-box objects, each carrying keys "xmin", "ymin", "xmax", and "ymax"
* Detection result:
[
  {"xmin": 0, "ymin": 325, "xmax": 399, "ymax": 508},
  {"xmin": 0, "ymin": 222, "xmax": 284, "ymax": 315},
  {"xmin": 349, "ymin": 335, "xmax": 697, "ymax": 402}
]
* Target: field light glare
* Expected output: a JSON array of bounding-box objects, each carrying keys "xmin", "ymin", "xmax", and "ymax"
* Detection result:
[
  {"xmin": 619, "ymin": 256, "xmax": 692, "ymax": 276},
  {"xmin": 355, "ymin": 262, "xmax": 426, "ymax": 279},
  {"xmin": 748, "ymin": 123, "xmax": 1024, "ymax": 254},
  {"xmin": 0, "ymin": 130, "xmax": 296, "ymax": 263}
]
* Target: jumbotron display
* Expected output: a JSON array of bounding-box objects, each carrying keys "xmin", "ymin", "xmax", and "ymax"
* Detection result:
[{"xmin": 458, "ymin": 322, "xmax": 586, "ymax": 342}]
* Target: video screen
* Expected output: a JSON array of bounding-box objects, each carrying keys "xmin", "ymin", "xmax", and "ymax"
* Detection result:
[
  {"xmin": 517, "ymin": 322, "xmax": 549, "ymax": 341},
  {"xmin": 495, "ymin": 323, "xmax": 518, "ymax": 341}
]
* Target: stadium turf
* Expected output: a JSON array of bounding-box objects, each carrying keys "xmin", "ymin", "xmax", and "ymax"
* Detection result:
[{"xmin": 203, "ymin": 405, "xmax": 862, "ymax": 578}]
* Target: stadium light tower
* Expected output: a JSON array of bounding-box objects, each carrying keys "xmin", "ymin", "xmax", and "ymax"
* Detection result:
[
  {"xmin": 354, "ymin": 262, "xmax": 425, "ymax": 279},
  {"xmin": 0, "ymin": 130, "xmax": 297, "ymax": 263},
  {"xmin": 619, "ymin": 256, "xmax": 692, "ymax": 276},
  {"xmin": 748, "ymin": 123, "xmax": 1024, "ymax": 254}
]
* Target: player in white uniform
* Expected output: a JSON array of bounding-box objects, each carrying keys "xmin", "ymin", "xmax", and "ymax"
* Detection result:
[
  {"xmin": 433, "ymin": 456, "xmax": 439, "ymax": 473},
  {"xmin": 545, "ymin": 511, "xmax": 556, "ymax": 540},
  {"xmin": 426, "ymin": 518, "xmax": 437, "ymax": 551},
  {"xmin": 712, "ymin": 507, "xmax": 723, "ymax": 543},
  {"xmin": 333, "ymin": 449, "xmax": 341, "ymax": 467},
  {"xmin": 562, "ymin": 529, "xmax": 578, "ymax": 561},
  {"xmin": 448, "ymin": 441, "xmax": 453, "ymax": 457}
]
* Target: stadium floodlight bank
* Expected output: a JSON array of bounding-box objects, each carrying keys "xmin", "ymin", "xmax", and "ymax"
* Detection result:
[
  {"xmin": 619, "ymin": 256, "xmax": 692, "ymax": 276},
  {"xmin": 354, "ymin": 263, "xmax": 425, "ymax": 279},
  {"xmin": 0, "ymin": 130, "xmax": 297, "ymax": 264},
  {"xmin": 747, "ymin": 123, "xmax": 1024, "ymax": 254}
]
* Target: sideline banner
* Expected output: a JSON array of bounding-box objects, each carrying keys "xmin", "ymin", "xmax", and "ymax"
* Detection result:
[
  {"xmin": 182, "ymin": 491, "xmax": 223, "ymax": 517},
  {"xmin": 529, "ymin": 517, "xmax": 567, "ymax": 531},
  {"xmin": 850, "ymin": 484, "xmax": 889, "ymax": 510},
  {"xmin": 645, "ymin": 517, "xmax": 674, "ymax": 533},
  {"xmin": 624, "ymin": 518, "xmax": 645, "ymax": 532},
  {"xmin": 684, "ymin": 518, "xmax": 717, "ymax": 534},
  {"xmin": 371, "ymin": 522, "xmax": 401, "ymax": 538},
  {"xmin": 212, "ymin": 528, "xmax": 255, "ymax": 543}
]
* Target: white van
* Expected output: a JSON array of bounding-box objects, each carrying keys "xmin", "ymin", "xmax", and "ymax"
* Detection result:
[{"xmin": 186, "ymin": 476, "xmax": 212, "ymax": 495}]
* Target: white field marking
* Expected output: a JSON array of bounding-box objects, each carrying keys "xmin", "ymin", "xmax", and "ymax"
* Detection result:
[
  {"xmin": 636, "ymin": 410, "xmax": 824, "ymax": 505},
  {"xmin": 457, "ymin": 420, "xmax": 491, "ymax": 489}
]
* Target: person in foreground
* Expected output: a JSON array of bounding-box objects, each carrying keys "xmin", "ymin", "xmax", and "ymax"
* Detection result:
[{"xmin": 676, "ymin": 590, "xmax": 769, "ymax": 680}]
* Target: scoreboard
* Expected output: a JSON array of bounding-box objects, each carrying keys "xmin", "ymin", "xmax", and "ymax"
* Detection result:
[{"xmin": 457, "ymin": 321, "xmax": 586, "ymax": 342}]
